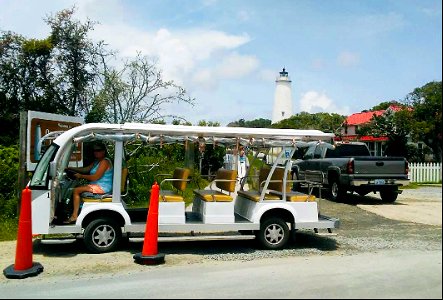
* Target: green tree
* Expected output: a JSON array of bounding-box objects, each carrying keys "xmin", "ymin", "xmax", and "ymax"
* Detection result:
[
  {"xmin": 370, "ymin": 100, "xmax": 401, "ymax": 111},
  {"xmin": 20, "ymin": 37, "xmax": 60, "ymax": 112},
  {"xmin": 0, "ymin": 31, "xmax": 25, "ymax": 116},
  {"xmin": 45, "ymin": 7, "xmax": 111, "ymax": 116},
  {"xmin": 405, "ymin": 81, "xmax": 442, "ymax": 162},
  {"xmin": 0, "ymin": 32, "xmax": 59, "ymax": 144},
  {"xmin": 197, "ymin": 120, "xmax": 220, "ymax": 127},
  {"xmin": 272, "ymin": 112, "xmax": 345, "ymax": 134},
  {"xmin": 227, "ymin": 118, "xmax": 245, "ymax": 127},
  {"xmin": 228, "ymin": 118, "xmax": 271, "ymax": 128},
  {"xmin": 358, "ymin": 107, "xmax": 413, "ymax": 157},
  {"xmin": 89, "ymin": 53, "xmax": 194, "ymax": 124},
  {"xmin": 245, "ymin": 118, "xmax": 271, "ymax": 128},
  {"xmin": 0, "ymin": 7, "xmax": 110, "ymax": 143},
  {"xmin": 199, "ymin": 144, "xmax": 225, "ymax": 178},
  {"xmin": 0, "ymin": 32, "xmax": 59, "ymax": 112},
  {"xmin": 172, "ymin": 119, "xmax": 192, "ymax": 125},
  {"xmin": 2, "ymin": 6, "xmax": 193, "ymax": 139},
  {"xmin": 0, "ymin": 90, "xmax": 19, "ymax": 145},
  {"xmin": 0, "ymin": 145, "xmax": 19, "ymax": 219},
  {"xmin": 86, "ymin": 69, "xmax": 125, "ymax": 123}
]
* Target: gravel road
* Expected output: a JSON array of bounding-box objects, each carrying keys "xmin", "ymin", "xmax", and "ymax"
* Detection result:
[{"xmin": 0, "ymin": 185, "xmax": 441, "ymax": 293}]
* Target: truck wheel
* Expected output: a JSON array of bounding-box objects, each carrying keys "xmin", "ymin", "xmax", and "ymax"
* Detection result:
[
  {"xmin": 257, "ymin": 217, "xmax": 290, "ymax": 250},
  {"xmin": 329, "ymin": 178, "xmax": 346, "ymax": 202},
  {"xmin": 380, "ymin": 189, "xmax": 398, "ymax": 203},
  {"xmin": 83, "ymin": 218, "xmax": 122, "ymax": 253}
]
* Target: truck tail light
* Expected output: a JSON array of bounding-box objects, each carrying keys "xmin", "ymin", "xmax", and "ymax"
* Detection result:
[
  {"xmin": 405, "ymin": 160, "xmax": 409, "ymax": 175},
  {"xmin": 347, "ymin": 159, "xmax": 354, "ymax": 174}
]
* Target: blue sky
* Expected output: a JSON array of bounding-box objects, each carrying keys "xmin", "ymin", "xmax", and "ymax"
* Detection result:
[{"xmin": 1, "ymin": 0, "xmax": 441, "ymax": 125}]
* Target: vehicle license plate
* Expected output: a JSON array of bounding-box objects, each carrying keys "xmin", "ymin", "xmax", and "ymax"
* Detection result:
[{"xmin": 374, "ymin": 179, "xmax": 385, "ymax": 185}]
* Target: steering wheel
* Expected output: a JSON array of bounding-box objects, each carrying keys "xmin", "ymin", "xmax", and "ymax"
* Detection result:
[{"xmin": 65, "ymin": 169, "xmax": 77, "ymax": 181}]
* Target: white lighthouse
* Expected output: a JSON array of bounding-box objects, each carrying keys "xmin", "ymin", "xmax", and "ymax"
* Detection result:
[{"xmin": 272, "ymin": 68, "xmax": 293, "ymax": 124}]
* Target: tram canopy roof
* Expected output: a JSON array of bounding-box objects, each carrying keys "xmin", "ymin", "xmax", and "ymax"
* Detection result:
[{"xmin": 55, "ymin": 123, "xmax": 334, "ymax": 148}]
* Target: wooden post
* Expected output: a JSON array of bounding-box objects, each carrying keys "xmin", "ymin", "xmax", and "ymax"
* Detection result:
[{"xmin": 17, "ymin": 111, "xmax": 28, "ymax": 214}]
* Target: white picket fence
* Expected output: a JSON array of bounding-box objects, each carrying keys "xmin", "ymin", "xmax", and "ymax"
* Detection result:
[{"xmin": 408, "ymin": 162, "xmax": 442, "ymax": 183}]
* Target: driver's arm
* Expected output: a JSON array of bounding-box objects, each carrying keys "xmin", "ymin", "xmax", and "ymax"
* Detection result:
[
  {"xmin": 66, "ymin": 163, "xmax": 93, "ymax": 174},
  {"xmin": 75, "ymin": 160, "xmax": 110, "ymax": 182}
]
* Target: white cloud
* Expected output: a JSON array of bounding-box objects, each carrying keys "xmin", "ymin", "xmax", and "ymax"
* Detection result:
[
  {"xmin": 258, "ymin": 69, "xmax": 278, "ymax": 82},
  {"xmin": 90, "ymin": 22, "xmax": 252, "ymax": 86},
  {"xmin": 337, "ymin": 51, "xmax": 360, "ymax": 67},
  {"xmin": 299, "ymin": 91, "xmax": 351, "ymax": 115},
  {"xmin": 191, "ymin": 68, "xmax": 216, "ymax": 90},
  {"xmin": 190, "ymin": 53, "xmax": 259, "ymax": 90},
  {"xmin": 179, "ymin": 29, "xmax": 251, "ymax": 59},
  {"xmin": 215, "ymin": 53, "xmax": 259, "ymax": 79},
  {"xmin": 9, "ymin": 0, "xmax": 254, "ymax": 90}
]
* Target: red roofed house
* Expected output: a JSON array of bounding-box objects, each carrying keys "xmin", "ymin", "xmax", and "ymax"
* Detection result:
[{"xmin": 336, "ymin": 105, "xmax": 408, "ymax": 156}]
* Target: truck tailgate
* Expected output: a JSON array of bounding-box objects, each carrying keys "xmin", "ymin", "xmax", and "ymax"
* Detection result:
[{"xmin": 353, "ymin": 157, "xmax": 406, "ymax": 175}]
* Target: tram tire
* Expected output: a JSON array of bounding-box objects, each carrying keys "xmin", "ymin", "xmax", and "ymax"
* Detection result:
[
  {"xmin": 256, "ymin": 217, "xmax": 290, "ymax": 250},
  {"xmin": 83, "ymin": 218, "xmax": 122, "ymax": 254}
]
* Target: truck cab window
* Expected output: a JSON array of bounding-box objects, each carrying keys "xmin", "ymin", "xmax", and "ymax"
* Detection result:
[
  {"xmin": 337, "ymin": 144, "xmax": 370, "ymax": 157},
  {"xmin": 325, "ymin": 148, "xmax": 339, "ymax": 158}
]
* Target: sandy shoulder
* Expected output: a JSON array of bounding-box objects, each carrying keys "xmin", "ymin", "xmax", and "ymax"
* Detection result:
[{"xmin": 0, "ymin": 238, "xmax": 204, "ymax": 283}]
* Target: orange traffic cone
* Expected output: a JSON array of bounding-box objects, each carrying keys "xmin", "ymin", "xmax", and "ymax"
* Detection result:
[
  {"xmin": 3, "ymin": 187, "xmax": 43, "ymax": 279},
  {"xmin": 133, "ymin": 182, "xmax": 165, "ymax": 265}
]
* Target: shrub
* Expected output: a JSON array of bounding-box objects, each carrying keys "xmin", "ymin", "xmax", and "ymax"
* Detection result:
[
  {"xmin": 0, "ymin": 145, "xmax": 19, "ymax": 219},
  {"xmin": 0, "ymin": 145, "xmax": 19, "ymax": 241},
  {"xmin": 0, "ymin": 218, "xmax": 18, "ymax": 241}
]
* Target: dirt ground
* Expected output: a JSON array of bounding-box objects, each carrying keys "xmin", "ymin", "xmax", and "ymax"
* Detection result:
[
  {"xmin": 0, "ymin": 185, "xmax": 441, "ymax": 282},
  {"xmin": 357, "ymin": 185, "xmax": 442, "ymax": 226}
]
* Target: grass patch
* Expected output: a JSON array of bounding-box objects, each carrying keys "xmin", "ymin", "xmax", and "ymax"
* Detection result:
[
  {"xmin": 401, "ymin": 182, "xmax": 420, "ymax": 190},
  {"xmin": 0, "ymin": 218, "xmax": 18, "ymax": 241},
  {"xmin": 418, "ymin": 181, "xmax": 442, "ymax": 185},
  {"xmin": 400, "ymin": 182, "xmax": 442, "ymax": 190}
]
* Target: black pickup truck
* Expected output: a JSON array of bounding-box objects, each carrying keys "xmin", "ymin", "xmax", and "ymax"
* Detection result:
[{"xmin": 291, "ymin": 141, "xmax": 410, "ymax": 202}]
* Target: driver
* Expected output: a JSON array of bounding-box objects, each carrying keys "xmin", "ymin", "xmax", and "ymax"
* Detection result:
[{"xmin": 64, "ymin": 142, "xmax": 113, "ymax": 224}]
